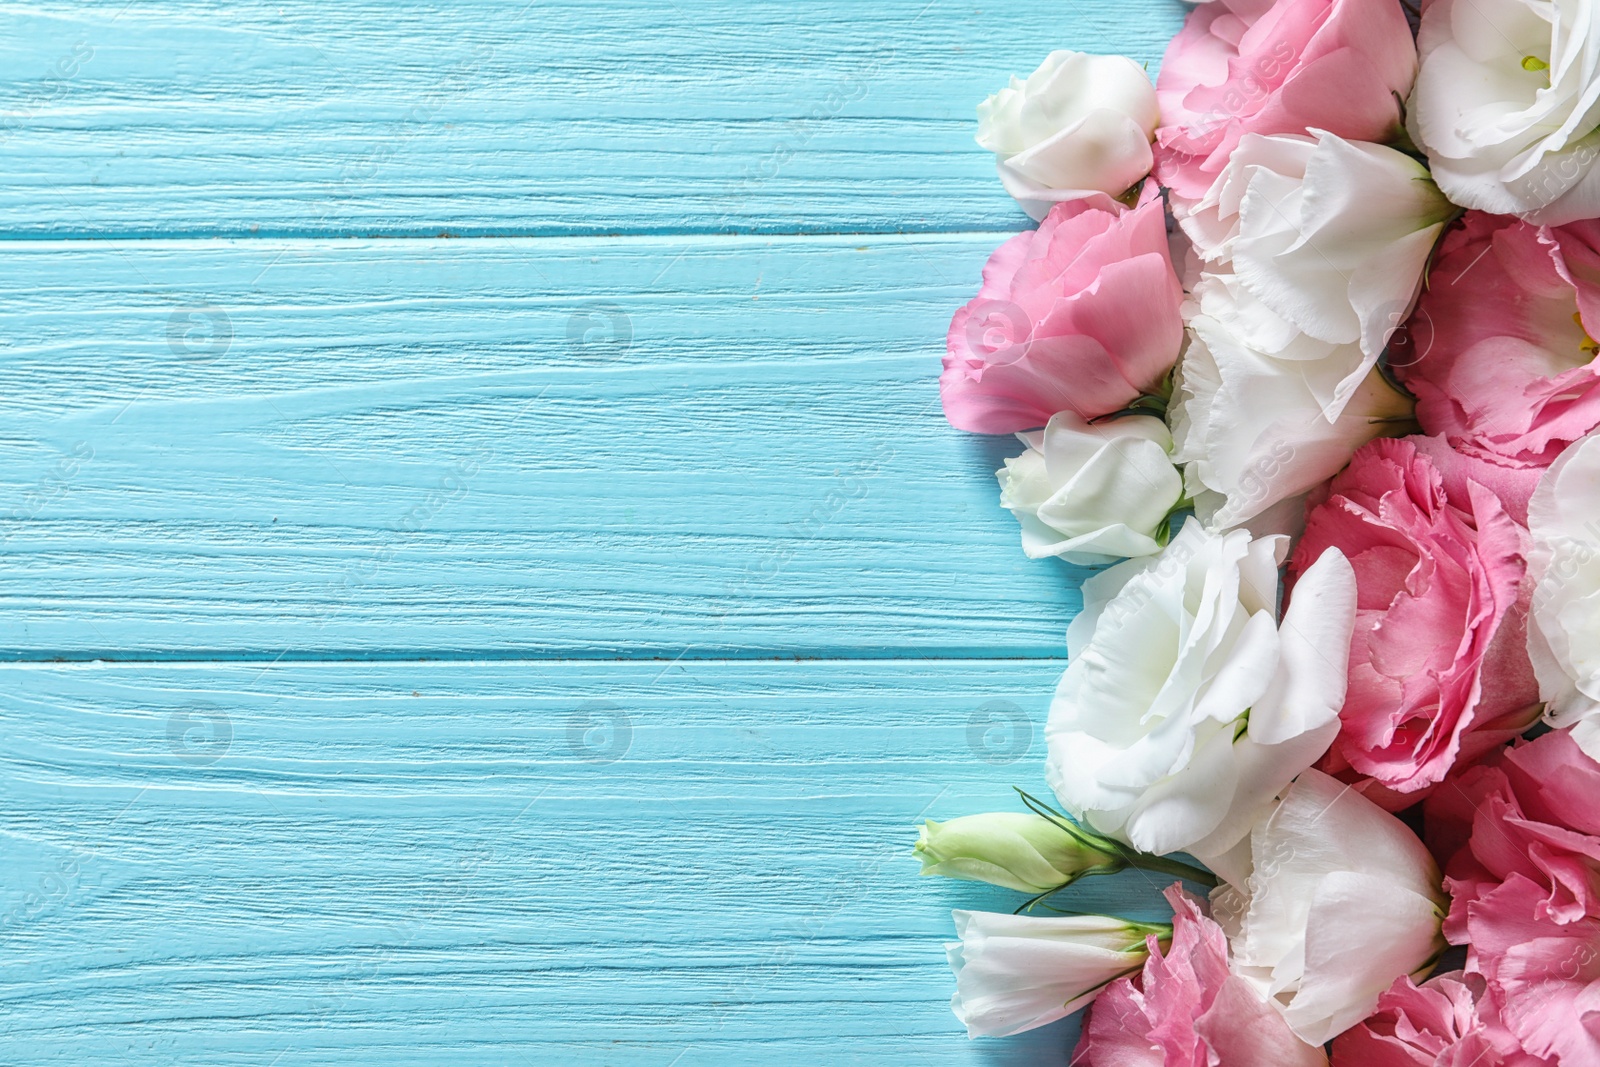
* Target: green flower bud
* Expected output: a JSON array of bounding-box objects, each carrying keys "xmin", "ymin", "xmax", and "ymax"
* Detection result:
[{"xmin": 914, "ymin": 812, "xmax": 1125, "ymax": 894}]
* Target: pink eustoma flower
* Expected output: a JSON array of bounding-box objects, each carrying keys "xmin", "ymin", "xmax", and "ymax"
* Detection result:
[
  {"xmin": 1396, "ymin": 212, "xmax": 1600, "ymax": 473},
  {"xmin": 1289, "ymin": 437, "xmax": 1540, "ymax": 808},
  {"xmin": 1069, "ymin": 884, "xmax": 1325, "ymax": 1067},
  {"xmin": 941, "ymin": 196, "xmax": 1183, "ymax": 435},
  {"xmin": 1155, "ymin": 0, "xmax": 1417, "ymax": 203},
  {"xmin": 1332, "ymin": 972, "xmax": 1554, "ymax": 1067},
  {"xmin": 1426, "ymin": 731, "xmax": 1600, "ymax": 1063}
]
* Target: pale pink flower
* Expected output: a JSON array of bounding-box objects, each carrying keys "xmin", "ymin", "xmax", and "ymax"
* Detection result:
[
  {"xmin": 1155, "ymin": 0, "xmax": 1416, "ymax": 203},
  {"xmin": 1069, "ymin": 885, "xmax": 1326, "ymax": 1067},
  {"xmin": 941, "ymin": 196, "xmax": 1182, "ymax": 434}
]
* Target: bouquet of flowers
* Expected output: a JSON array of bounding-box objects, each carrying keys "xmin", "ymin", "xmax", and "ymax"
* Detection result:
[{"xmin": 918, "ymin": 0, "xmax": 1600, "ymax": 1061}]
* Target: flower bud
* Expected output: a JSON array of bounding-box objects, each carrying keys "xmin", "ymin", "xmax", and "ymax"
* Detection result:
[
  {"xmin": 947, "ymin": 909, "xmax": 1171, "ymax": 1037},
  {"xmin": 915, "ymin": 811, "xmax": 1124, "ymax": 894},
  {"xmin": 976, "ymin": 50, "xmax": 1159, "ymax": 219},
  {"xmin": 998, "ymin": 411, "xmax": 1183, "ymax": 564}
]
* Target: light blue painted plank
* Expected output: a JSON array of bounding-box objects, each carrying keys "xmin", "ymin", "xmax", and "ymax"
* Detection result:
[
  {"xmin": 0, "ymin": 0, "xmax": 1184, "ymax": 237},
  {"xmin": 0, "ymin": 235, "xmax": 1089, "ymax": 658},
  {"xmin": 0, "ymin": 659, "xmax": 1180, "ymax": 1065},
  {"xmin": 0, "ymin": 3, "xmax": 1189, "ymax": 1063}
]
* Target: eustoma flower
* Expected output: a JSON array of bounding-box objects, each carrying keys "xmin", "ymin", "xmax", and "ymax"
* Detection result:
[
  {"xmin": 1291, "ymin": 437, "xmax": 1540, "ymax": 807},
  {"xmin": 1045, "ymin": 519, "xmax": 1356, "ymax": 860},
  {"xmin": 1409, "ymin": 0, "xmax": 1600, "ymax": 225},
  {"xmin": 1071, "ymin": 885, "xmax": 1327, "ymax": 1066},
  {"xmin": 1426, "ymin": 731, "xmax": 1600, "ymax": 1064},
  {"xmin": 946, "ymin": 909, "xmax": 1171, "ymax": 1037},
  {"xmin": 914, "ymin": 812, "xmax": 1123, "ymax": 894},
  {"xmin": 1396, "ymin": 213, "xmax": 1600, "ymax": 471},
  {"xmin": 1156, "ymin": 0, "xmax": 1417, "ymax": 202},
  {"xmin": 997, "ymin": 412, "xmax": 1183, "ymax": 563},
  {"xmin": 1527, "ymin": 431, "xmax": 1600, "ymax": 755},
  {"xmin": 1217, "ymin": 770, "xmax": 1448, "ymax": 1045},
  {"xmin": 1182, "ymin": 131, "xmax": 1452, "ymax": 400},
  {"xmin": 1172, "ymin": 278, "xmax": 1416, "ymax": 531},
  {"xmin": 1168, "ymin": 131, "xmax": 1447, "ymax": 527},
  {"xmin": 942, "ymin": 195, "xmax": 1183, "ymax": 434},
  {"xmin": 977, "ymin": 50, "xmax": 1159, "ymax": 219},
  {"xmin": 923, "ymin": 0, "xmax": 1600, "ymax": 1052},
  {"xmin": 1332, "ymin": 972, "xmax": 1553, "ymax": 1067}
]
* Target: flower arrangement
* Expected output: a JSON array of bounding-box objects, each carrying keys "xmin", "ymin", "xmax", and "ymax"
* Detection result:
[{"xmin": 918, "ymin": 0, "xmax": 1600, "ymax": 1060}]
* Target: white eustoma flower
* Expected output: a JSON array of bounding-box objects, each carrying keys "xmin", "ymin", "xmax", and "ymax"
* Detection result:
[
  {"xmin": 946, "ymin": 909, "xmax": 1169, "ymax": 1037},
  {"xmin": 1170, "ymin": 277, "xmax": 1416, "ymax": 531},
  {"xmin": 1180, "ymin": 131, "xmax": 1452, "ymax": 416},
  {"xmin": 1214, "ymin": 769, "xmax": 1447, "ymax": 1046},
  {"xmin": 977, "ymin": 50, "xmax": 1159, "ymax": 220},
  {"xmin": 998, "ymin": 412, "xmax": 1183, "ymax": 564},
  {"xmin": 1409, "ymin": 0, "xmax": 1600, "ymax": 225},
  {"xmin": 1527, "ymin": 431, "xmax": 1600, "ymax": 758},
  {"xmin": 1045, "ymin": 519, "xmax": 1357, "ymax": 860}
]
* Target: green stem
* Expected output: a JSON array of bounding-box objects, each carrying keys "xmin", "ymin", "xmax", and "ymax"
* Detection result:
[{"xmin": 1127, "ymin": 852, "xmax": 1218, "ymax": 888}]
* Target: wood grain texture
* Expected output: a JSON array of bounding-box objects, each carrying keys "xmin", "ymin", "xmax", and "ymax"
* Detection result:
[
  {"xmin": 0, "ymin": 0, "xmax": 1181, "ymax": 238},
  {"xmin": 0, "ymin": 659, "xmax": 1184, "ymax": 1066},
  {"xmin": 0, "ymin": 235, "xmax": 1091, "ymax": 659}
]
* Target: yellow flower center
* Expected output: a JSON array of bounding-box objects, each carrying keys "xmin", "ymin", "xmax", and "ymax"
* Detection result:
[{"xmin": 1577, "ymin": 312, "xmax": 1599, "ymax": 355}]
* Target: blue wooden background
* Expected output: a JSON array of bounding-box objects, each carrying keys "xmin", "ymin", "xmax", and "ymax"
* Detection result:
[{"xmin": 0, "ymin": 2, "xmax": 1185, "ymax": 1062}]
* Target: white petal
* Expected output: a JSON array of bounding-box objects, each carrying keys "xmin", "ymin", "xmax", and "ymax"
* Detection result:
[
  {"xmin": 1409, "ymin": 0, "xmax": 1600, "ymax": 223},
  {"xmin": 1172, "ymin": 297, "xmax": 1415, "ymax": 529},
  {"xmin": 1232, "ymin": 134, "xmax": 1448, "ymax": 359},
  {"xmin": 1001, "ymin": 411, "xmax": 1183, "ymax": 564},
  {"xmin": 977, "ymin": 50, "xmax": 1157, "ymax": 209},
  {"xmin": 1250, "ymin": 548, "xmax": 1354, "ymax": 746},
  {"xmin": 1527, "ymin": 432, "xmax": 1600, "ymax": 741},
  {"xmin": 1046, "ymin": 522, "xmax": 1358, "ymax": 858},
  {"xmin": 1281, "ymin": 873, "xmax": 1446, "ymax": 1044},
  {"xmin": 947, "ymin": 910, "xmax": 1152, "ymax": 1038},
  {"xmin": 1121, "ymin": 717, "xmax": 1244, "ymax": 854}
]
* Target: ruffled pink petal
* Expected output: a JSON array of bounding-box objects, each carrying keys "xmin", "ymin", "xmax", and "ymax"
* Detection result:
[
  {"xmin": 1332, "ymin": 972, "xmax": 1554, "ymax": 1067},
  {"xmin": 1291, "ymin": 437, "xmax": 1537, "ymax": 803},
  {"xmin": 1399, "ymin": 211, "xmax": 1600, "ymax": 467},
  {"xmin": 1071, "ymin": 886, "xmax": 1320, "ymax": 1066}
]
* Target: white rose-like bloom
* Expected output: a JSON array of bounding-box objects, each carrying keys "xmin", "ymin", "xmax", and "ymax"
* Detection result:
[
  {"xmin": 998, "ymin": 412, "xmax": 1184, "ymax": 564},
  {"xmin": 1170, "ymin": 277, "xmax": 1416, "ymax": 531},
  {"xmin": 1045, "ymin": 519, "xmax": 1357, "ymax": 860},
  {"xmin": 1180, "ymin": 131, "xmax": 1452, "ymax": 418},
  {"xmin": 1214, "ymin": 770, "xmax": 1447, "ymax": 1045},
  {"xmin": 946, "ymin": 909, "xmax": 1170, "ymax": 1037},
  {"xmin": 1409, "ymin": 0, "xmax": 1600, "ymax": 225},
  {"xmin": 1527, "ymin": 431, "xmax": 1600, "ymax": 757},
  {"xmin": 977, "ymin": 50, "xmax": 1159, "ymax": 220}
]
